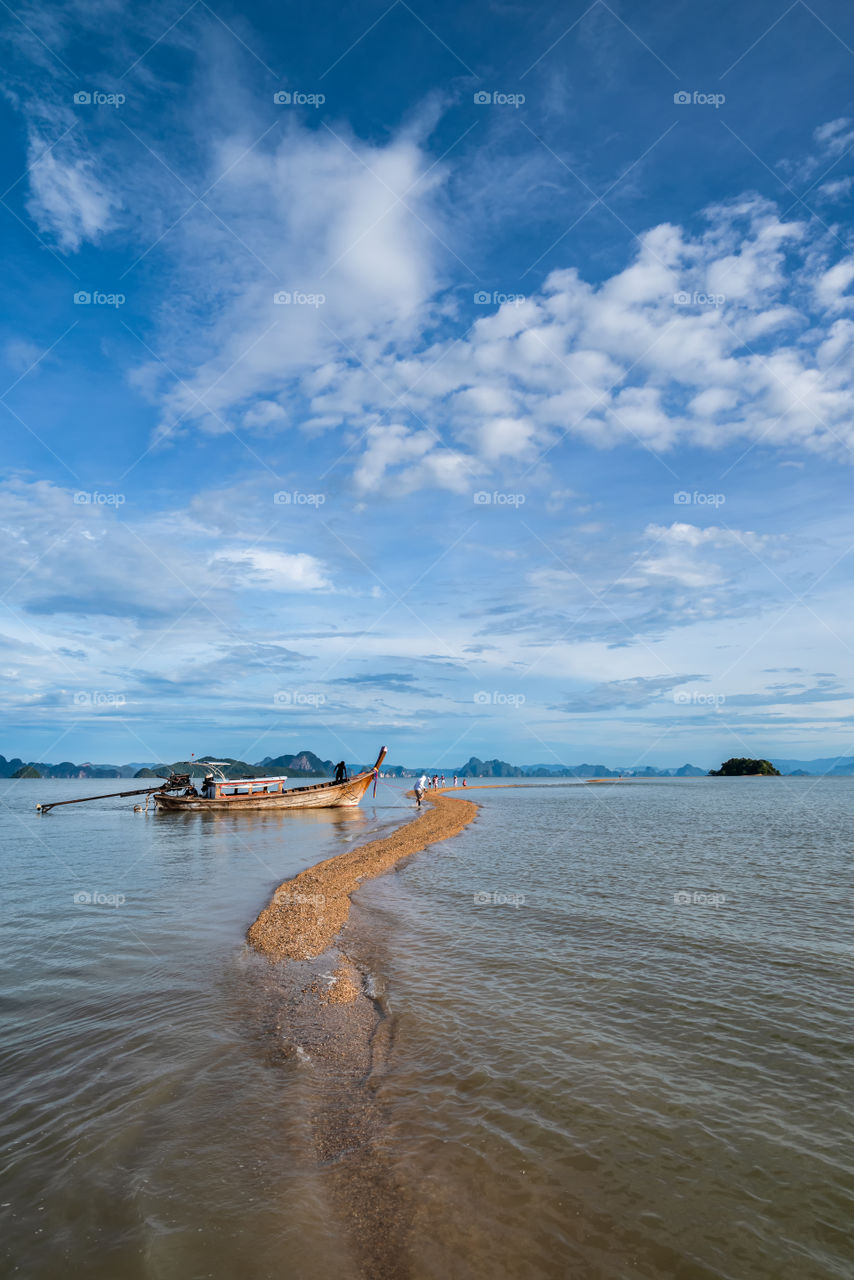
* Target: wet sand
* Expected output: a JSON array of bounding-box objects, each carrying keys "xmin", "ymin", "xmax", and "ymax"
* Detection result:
[
  {"xmin": 248, "ymin": 790, "xmax": 478, "ymax": 964},
  {"xmin": 247, "ymin": 780, "xmax": 621, "ymax": 964},
  {"xmin": 246, "ymin": 781, "xmax": 632, "ymax": 1276},
  {"xmin": 245, "ymin": 790, "xmax": 479, "ymax": 1278},
  {"xmin": 239, "ymin": 942, "xmax": 412, "ymax": 1279},
  {"xmin": 244, "ymin": 782, "xmax": 615, "ymax": 1275}
]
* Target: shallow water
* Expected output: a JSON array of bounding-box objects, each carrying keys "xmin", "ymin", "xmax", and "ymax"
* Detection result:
[{"xmin": 1, "ymin": 776, "xmax": 852, "ymax": 1278}]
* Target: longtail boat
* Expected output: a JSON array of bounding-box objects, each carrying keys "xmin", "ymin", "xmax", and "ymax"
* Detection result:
[
  {"xmin": 36, "ymin": 748, "xmax": 387, "ymax": 815},
  {"xmin": 152, "ymin": 747, "xmax": 387, "ymax": 812}
]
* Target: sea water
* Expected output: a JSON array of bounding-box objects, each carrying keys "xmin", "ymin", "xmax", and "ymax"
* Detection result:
[{"xmin": 1, "ymin": 776, "xmax": 852, "ymax": 1278}]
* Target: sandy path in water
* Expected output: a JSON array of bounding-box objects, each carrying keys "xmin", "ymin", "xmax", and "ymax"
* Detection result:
[
  {"xmin": 247, "ymin": 778, "xmax": 620, "ymax": 966},
  {"xmin": 247, "ymin": 790, "xmax": 478, "ymax": 963},
  {"xmin": 244, "ymin": 784, "xmax": 546, "ymax": 1277}
]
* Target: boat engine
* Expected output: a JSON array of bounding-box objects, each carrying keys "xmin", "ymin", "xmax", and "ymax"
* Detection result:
[{"xmin": 162, "ymin": 773, "xmax": 191, "ymax": 790}]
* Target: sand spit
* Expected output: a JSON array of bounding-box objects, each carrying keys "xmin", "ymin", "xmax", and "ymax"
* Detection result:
[
  {"xmin": 247, "ymin": 791, "xmax": 478, "ymax": 965},
  {"xmin": 245, "ymin": 791, "xmax": 479, "ymax": 1276}
]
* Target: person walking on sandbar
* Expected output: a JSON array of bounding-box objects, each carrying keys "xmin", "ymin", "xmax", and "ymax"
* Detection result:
[{"xmin": 415, "ymin": 774, "xmax": 428, "ymax": 807}]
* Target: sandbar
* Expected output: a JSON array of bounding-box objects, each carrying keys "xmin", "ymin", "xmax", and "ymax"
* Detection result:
[{"xmin": 247, "ymin": 791, "xmax": 478, "ymax": 963}]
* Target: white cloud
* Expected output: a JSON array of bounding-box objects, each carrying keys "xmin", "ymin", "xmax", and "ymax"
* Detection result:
[
  {"xmin": 817, "ymin": 176, "xmax": 854, "ymax": 202},
  {"xmin": 352, "ymin": 423, "xmax": 432, "ymax": 492},
  {"xmin": 814, "ymin": 259, "xmax": 854, "ymax": 312},
  {"xmin": 156, "ymin": 188, "xmax": 854, "ymax": 486},
  {"xmin": 26, "ymin": 137, "xmax": 118, "ymax": 251},
  {"xmin": 211, "ymin": 548, "xmax": 332, "ymax": 592},
  {"xmin": 145, "ymin": 122, "xmax": 443, "ymax": 442},
  {"xmin": 14, "ymin": 98, "xmax": 833, "ymax": 491},
  {"xmin": 813, "ymin": 118, "xmax": 854, "ymax": 158},
  {"xmin": 633, "ymin": 523, "xmax": 774, "ymax": 588},
  {"xmin": 242, "ymin": 400, "xmax": 287, "ymax": 429}
]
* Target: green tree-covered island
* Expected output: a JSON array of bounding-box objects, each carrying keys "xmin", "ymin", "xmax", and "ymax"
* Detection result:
[{"xmin": 709, "ymin": 758, "xmax": 781, "ymax": 776}]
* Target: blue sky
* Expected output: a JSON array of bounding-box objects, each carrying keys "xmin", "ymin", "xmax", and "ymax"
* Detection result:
[{"xmin": 2, "ymin": 0, "xmax": 854, "ymax": 769}]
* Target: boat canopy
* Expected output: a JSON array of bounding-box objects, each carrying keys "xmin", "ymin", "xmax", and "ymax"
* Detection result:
[{"xmin": 214, "ymin": 774, "xmax": 311, "ymax": 787}]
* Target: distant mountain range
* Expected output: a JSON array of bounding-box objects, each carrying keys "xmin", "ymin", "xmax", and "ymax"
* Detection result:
[
  {"xmin": 6, "ymin": 749, "xmax": 854, "ymax": 781},
  {"xmin": 447, "ymin": 757, "xmax": 708, "ymax": 778},
  {"xmin": 768, "ymin": 755, "xmax": 854, "ymax": 775},
  {"xmin": 133, "ymin": 751, "xmax": 334, "ymax": 779},
  {"xmin": 0, "ymin": 750, "xmax": 333, "ymax": 780}
]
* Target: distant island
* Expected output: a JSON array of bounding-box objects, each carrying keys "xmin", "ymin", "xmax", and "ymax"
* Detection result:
[{"xmin": 709, "ymin": 758, "xmax": 781, "ymax": 776}]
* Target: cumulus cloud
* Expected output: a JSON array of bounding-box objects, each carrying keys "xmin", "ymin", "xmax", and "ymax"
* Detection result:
[
  {"xmin": 131, "ymin": 173, "xmax": 854, "ymax": 489},
  {"xmin": 22, "ymin": 78, "xmax": 854, "ymax": 492}
]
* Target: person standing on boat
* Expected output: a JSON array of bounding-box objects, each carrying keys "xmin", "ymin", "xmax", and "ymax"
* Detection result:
[
  {"xmin": 334, "ymin": 760, "xmax": 348, "ymax": 783},
  {"xmin": 415, "ymin": 774, "xmax": 428, "ymax": 807}
]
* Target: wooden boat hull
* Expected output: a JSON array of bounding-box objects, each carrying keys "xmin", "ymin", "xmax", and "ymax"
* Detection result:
[{"xmin": 153, "ymin": 752, "xmax": 384, "ymax": 812}]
